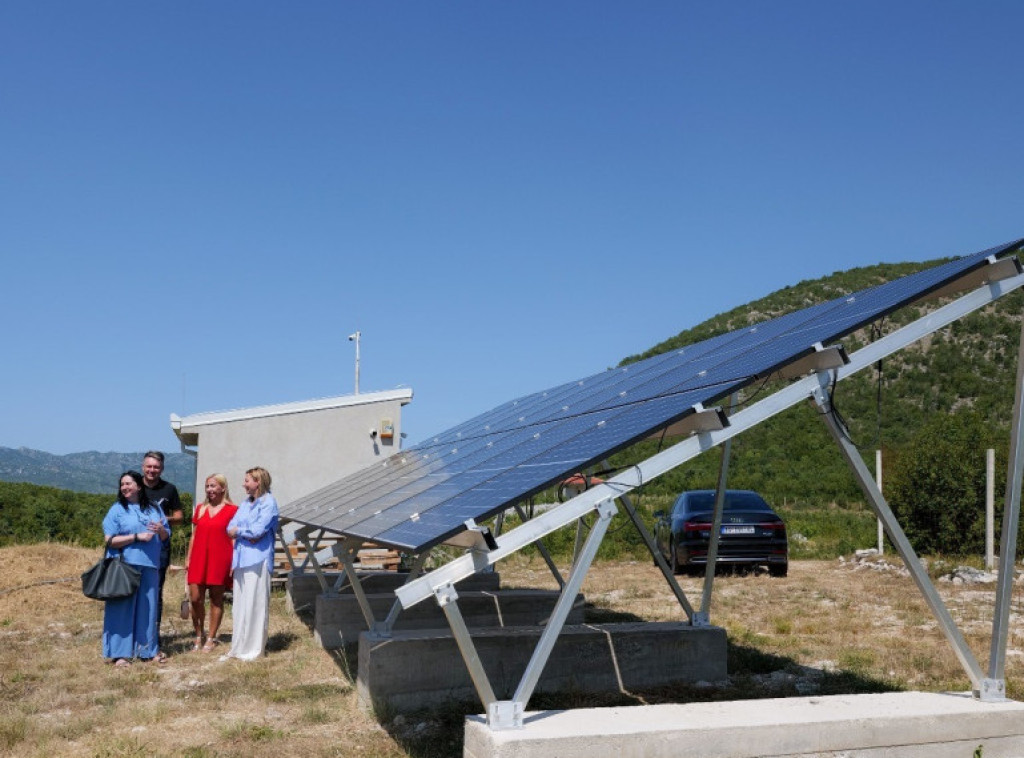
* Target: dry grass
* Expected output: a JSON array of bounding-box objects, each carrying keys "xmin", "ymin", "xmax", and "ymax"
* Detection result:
[
  {"xmin": 0, "ymin": 544, "xmax": 410, "ymax": 758},
  {"xmin": 2, "ymin": 544, "xmax": 1023, "ymax": 757}
]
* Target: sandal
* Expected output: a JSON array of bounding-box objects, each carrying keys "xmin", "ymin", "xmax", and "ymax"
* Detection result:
[
  {"xmin": 201, "ymin": 638, "xmax": 220, "ymax": 653},
  {"xmin": 154, "ymin": 652, "xmax": 169, "ymax": 665},
  {"xmin": 113, "ymin": 658, "xmax": 131, "ymax": 668},
  {"xmin": 191, "ymin": 636, "xmax": 204, "ymax": 652}
]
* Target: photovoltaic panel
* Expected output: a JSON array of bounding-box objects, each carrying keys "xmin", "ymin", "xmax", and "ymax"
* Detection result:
[{"xmin": 282, "ymin": 240, "xmax": 1023, "ymax": 552}]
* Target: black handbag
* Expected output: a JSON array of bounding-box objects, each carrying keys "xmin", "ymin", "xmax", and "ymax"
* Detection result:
[{"xmin": 82, "ymin": 546, "xmax": 142, "ymax": 601}]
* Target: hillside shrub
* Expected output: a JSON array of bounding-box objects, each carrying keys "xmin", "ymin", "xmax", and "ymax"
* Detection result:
[
  {"xmin": 0, "ymin": 481, "xmax": 193, "ymax": 558},
  {"xmin": 886, "ymin": 411, "xmax": 1006, "ymax": 556}
]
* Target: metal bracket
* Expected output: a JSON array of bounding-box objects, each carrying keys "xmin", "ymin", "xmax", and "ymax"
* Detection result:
[
  {"xmin": 978, "ymin": 677, "xmax": 1007, "ymax": 702},
  {"xmin": 776, "ymin": 343, "xmax": 850, "ymax": 380},
  {"xmin": 647, "ymin": 403, "xmax": 729, "ymax": 440},
  {"xmin": 487, "ymin": 700, "xmax": 525, "ymax": 730},
  {"xmin": 434, "ymin": 582, "xmax": 458, "ymax": 607},
  {"xmin": 443, "ymin": 519, "xmax": 499, "ymax": 552},
  {"xmin": 690, "ymin": 611, "xmax": 710, "ymax": 627},
  {"xmin": 925, "ymin": 255, "xmax": 1022, "ymax": 301}
]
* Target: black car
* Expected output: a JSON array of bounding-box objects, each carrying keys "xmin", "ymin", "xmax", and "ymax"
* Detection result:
[{"xmin": 654, "ymin": 489, "xmax": 788, "ymax": 576}]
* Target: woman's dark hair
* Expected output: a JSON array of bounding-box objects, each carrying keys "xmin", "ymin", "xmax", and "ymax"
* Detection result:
[{"xmin": 117, "ymin": 470, "xmax": 152, "ymax": 511}]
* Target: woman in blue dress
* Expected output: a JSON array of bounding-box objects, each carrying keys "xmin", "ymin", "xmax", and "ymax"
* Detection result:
[{"xmin": 101, "ymin": 470, "xmax": 170, "ymax": 666}]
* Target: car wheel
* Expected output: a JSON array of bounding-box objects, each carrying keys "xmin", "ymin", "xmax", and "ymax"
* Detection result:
[
  {"xmin": 769, "ymin": 561, "xmax": 788, "ymax": 578},
  {"xmin": 669, "ymin": 539, "xmax": 682, "ymax": 575}
]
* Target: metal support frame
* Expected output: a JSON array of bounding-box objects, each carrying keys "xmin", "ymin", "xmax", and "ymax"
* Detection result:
[
  {"xmin": 421, "ymin": 499, "xmax": 620, "ymax": 729},
  {"xmin": 294, "ymin": 525, "xmax": 338, "ymax": 594},
  {"xmin": 377, "ymin": 550, "xmax": 431, "ymax": 634},
  {"xmin": 286, "ymin": 518, "xmax": 433, "ymax": 638},
  {"xmin": 513, "ymin": 499, "xmax": 617, "ymax": 713},
  {"xmin": 811, "ymin": 375, "xmax": 990, "ymax": 694},
  {"xmin": 513, "ymin": 503, "xmax": 565, "ymax": 590},
  {"xmin": 699, "ymin": 393, "xmax": 738, "ymax": 621},
  {"xmin": 571, "ymin": 516, "xmax": 586, "ymax": 567},
  {"xmin": 987, "ymin": 319, "xmax": 1024, "ymax": 696},
  {"xmin": 337, "ymin": 536, "xmax": 380, "ymax": 633},
  {"xmin": 390, "ymin": 269, "xmax": 1024, "ymax": 723},
  {"xmin": 276, "ymin": 521, "xmax": 299, "ymax": 575},
  {"xmin": 335, "ymin": 538, "xmax": 433, "ymax": 637},
  {"xmin": 435, "ymin": 582, "xmax": 498, "ymax": 712},
  {"xmin": 503, "ymin": 498, "xmax": 620, "ymax": 729},
  {"xmin": 615, "ymin": 489, "xmax": 695, "ymax": 621}
]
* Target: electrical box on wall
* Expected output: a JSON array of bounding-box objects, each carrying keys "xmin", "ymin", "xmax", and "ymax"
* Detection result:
[{"xmin": 380, "ymin": 418, "xmax": 394, "ymax": 440}]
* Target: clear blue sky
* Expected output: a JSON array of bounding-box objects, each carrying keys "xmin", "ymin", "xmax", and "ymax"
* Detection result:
[{"xmin": 2, "ymin": 2, "xmax": 1022, "ymax": 455}]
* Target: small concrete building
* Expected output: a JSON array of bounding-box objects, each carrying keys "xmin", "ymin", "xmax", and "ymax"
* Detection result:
[{"xmin": 170, "ymin": 388, "xmax": 412, "ymax": 506}]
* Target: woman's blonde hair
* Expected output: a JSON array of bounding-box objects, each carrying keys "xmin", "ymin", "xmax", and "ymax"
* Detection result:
[
  {"xmin": 246, "ymin": 466, "xmax": 272, "ymax": 498},
  {"xmin": 203, "ymin": 473, "xmax": 231, "ymax": 505}
]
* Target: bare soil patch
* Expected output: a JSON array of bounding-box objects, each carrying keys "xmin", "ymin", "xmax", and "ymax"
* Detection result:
[{"xmin": 1, "ymin": 544, "xmax": 1022, "ymax": 757}]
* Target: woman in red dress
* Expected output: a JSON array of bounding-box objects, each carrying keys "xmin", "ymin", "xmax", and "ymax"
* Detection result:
[{"xmin": 186, "ymin": 474, "xmax": 238, "ymax": 652}]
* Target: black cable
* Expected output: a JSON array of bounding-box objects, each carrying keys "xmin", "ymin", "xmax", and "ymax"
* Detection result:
[
  {"xmin": 870, "ymin": 318, "xmax": 887, "ymax": 448},
  {"xmin": 655, "ymin": 425, "xmax": 669, "ymax": 453},
  {"xmin": 826, "ymin": 369, "xmax": 855, "ymax": 443},
  {"xmin": 725, "ymin": 372, "xmax": 775, "ymax": 411}
]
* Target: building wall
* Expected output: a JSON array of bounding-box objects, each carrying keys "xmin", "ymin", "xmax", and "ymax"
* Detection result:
[{"xmin": 186, "ymin": 397, "xmax": 406, "ymax": 507}]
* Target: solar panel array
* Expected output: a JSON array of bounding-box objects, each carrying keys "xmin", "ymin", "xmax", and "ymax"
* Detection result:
[{"xmin": 283, "ymin": 240, "xmax": 1023, "ymax": 552}]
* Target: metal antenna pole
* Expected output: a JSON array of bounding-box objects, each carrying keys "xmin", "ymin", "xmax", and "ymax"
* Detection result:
[{"xmin": 348, "ymin": 331, "xmax": 361, "ymax": 394}]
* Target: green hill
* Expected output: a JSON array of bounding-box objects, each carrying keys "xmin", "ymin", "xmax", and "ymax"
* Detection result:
[{"xmin": 0, "ymin": 480, "xmax": 193, "ymax": 554}]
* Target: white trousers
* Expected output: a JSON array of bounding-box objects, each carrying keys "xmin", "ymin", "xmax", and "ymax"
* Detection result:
[{"xmin": 228, "ymin": 563, "xmax": 270, "ymax": 661}]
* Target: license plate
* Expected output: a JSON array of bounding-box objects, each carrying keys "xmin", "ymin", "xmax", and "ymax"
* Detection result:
[{"xmin": 721, "ymin": 525, "xmax": 755, "ymax": 535}]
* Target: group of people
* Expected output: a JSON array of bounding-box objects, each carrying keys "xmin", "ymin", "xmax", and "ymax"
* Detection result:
[{"xmin": 100, "ymin": 451, "xmax": 280, "ymax": 667}]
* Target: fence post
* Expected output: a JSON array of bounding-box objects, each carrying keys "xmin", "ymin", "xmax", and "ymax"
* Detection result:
[
  {"xmin": 986, "ymin": 448, "xmax": 995, "ymax": 571},
  {"xmin": 876, "ymin": 449, "xmax": 884, "ymax": 555}
]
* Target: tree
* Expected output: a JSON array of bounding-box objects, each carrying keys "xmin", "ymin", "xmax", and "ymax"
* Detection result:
[{"xmin": 887, "ymin": 411, "xmax": 1003, "ymax": 556}]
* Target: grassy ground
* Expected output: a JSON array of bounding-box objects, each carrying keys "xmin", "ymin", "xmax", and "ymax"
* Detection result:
[{"xmin": 1, "ymin": 543, "xmax": 1022, "ymax": 757}]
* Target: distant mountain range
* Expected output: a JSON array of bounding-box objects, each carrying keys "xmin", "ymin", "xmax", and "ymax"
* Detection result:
[{"xmin": 0, "ymin": 447, "xmax": 196, "ymax": 497}]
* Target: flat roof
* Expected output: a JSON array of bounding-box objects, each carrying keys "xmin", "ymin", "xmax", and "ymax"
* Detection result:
[{"xmin": 170, "ymin": 388, "xmax": 413, "ymax": 437}]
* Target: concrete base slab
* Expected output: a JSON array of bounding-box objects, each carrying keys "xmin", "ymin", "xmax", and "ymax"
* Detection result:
[
  {"xmin": 315, "ymin": 589, "xmax": 582, "ymax": 649},
  {"xmin": 286, "ymin": 570, "xmax": 501, "ymax": 614},
  {"xmin": 358, "ymin": 622, "xmax": 726, "ymax": 715},
  {"xmin": 463, "ymin": 691, "xmax": 1024, "ymax": 758}
]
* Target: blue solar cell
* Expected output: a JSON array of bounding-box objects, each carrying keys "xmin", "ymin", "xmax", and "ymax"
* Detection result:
[{"xmin": 281, "ymin": 240, "xmax": 1023, "ymax": 552}]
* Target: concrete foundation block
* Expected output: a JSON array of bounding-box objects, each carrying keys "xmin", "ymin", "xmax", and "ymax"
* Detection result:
[
  {"xmin": 315, "ymin": 589, "xmax": 582, "ymax": 650},
  {"xmin": 463, "ymin": 691, "xmax": 1024, "ymax": 758},
  {"xmin": 358, "ymin": 621, "xmax": 727, "ymax": 714},
  {"xmin": 286, "ymin": 570, "xmax": 501, "ymax": 614}
]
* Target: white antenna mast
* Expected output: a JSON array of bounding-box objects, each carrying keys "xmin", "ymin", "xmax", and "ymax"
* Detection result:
[{"xmin": 348, "ymin": 331, "xmax": 361, "ymax": 394}]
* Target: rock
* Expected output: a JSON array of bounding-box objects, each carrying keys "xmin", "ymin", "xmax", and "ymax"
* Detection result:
[{"xmin": 941, "ymin": 566, "xmax": 997, "ymax": 584}]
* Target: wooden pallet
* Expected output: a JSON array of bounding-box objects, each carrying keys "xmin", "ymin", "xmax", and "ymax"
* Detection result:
[
  {"xmin": 355, "ymin": 547, "xmax": 402, "ymax": 571},
  {"xmin": 274, "ymin": 537, "xmax": 400, "ymax": 575}
]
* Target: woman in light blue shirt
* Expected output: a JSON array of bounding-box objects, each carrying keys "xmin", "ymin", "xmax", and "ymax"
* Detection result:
[
  {"xmin": 224, "ymin": 466, "xmax": 279, "ymax": 660},
  {"xmin": 101, "ymin": 470, "xmax": 170, "ymax": 666}
]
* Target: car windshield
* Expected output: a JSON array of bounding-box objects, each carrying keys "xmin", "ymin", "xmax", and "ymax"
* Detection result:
[{"xmin": 683, "ymin": 491, "xmax": 771, "ymax": 513}]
